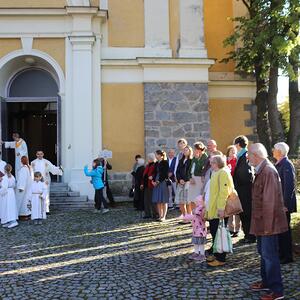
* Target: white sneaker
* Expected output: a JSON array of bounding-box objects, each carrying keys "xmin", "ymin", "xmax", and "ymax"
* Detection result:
[
  {"xmin": 8, "ymin": 221, "xmax": 18, "ymax": 229},
  {"xmin": 2, "ymin": 223, "xmax": 10, "ymax": 228},
  {"xmin": 102, "ymin": 209, "xmax": 110, "ymax": 214},
  {"xmin": 94, "ymin": 209, "xmax": 101, "ymax": 213}
]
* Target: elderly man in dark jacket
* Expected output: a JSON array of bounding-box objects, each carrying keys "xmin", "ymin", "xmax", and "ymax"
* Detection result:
[
  {"xmin": 233, "ymin": 135, "xmax": 255, "ymax": 243},
  {"xmin": 273, "ymin": 142, "xmax": 297, "ymax": 264},
  {"xmin": 248, "ymin": 143, "xmax": 288, "ymax": 300}
]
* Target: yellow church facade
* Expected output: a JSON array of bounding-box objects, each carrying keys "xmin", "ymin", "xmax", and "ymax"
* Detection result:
[{"xmin": 0, "ymin": 0, "xmax": 256, "ymax": 198}]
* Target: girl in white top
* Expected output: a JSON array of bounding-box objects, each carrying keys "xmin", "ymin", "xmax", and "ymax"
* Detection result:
[
  {"xmin": 29, "ymin": 172, "xmax": 47, "ymax": 225},
  {"xmin": 0, "ymin": 164, "xmax": 18, "ymax": 228}
]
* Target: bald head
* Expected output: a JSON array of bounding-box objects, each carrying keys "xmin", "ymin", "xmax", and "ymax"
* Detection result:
[{"xmin": 207, "ymin": 139, "xmax": 217, "ymax": 154}]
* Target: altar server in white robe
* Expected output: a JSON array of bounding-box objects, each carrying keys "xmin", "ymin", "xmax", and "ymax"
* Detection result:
[
  {"xmin": 16, "ymin": 156, "xmax": 32, "ymax": 218},
  {"xmin": 0, "ymin": 154, "xmax": 6, "ymax": 174},
  {"xmin": 29, "ymin": 171, "xmax": 47, "ymax": 225},
  {"xmin": 0, "ymin": 164, "xmax": 18, "ymax": 228},
  {"xmin": 1, "ymin": 133, "xmax": 28, "ymax": 180},
  {"xmin": 0, "ymin": 171, "xmax": 5, "ymax": 223},
  {"xmin": 31, "ymin": 150, "xmax": 63, "ymax": 214}
]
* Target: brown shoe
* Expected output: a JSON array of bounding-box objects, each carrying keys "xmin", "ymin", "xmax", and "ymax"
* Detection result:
[
  {"xmin": 250, "ymin": 281, "xmax": 269, "ymax": 292},
  {"xmin": 260, "ymin": 292, "xmax": 284, "ymax": 300},
  {"xmin": 207, "ymin": 259, "xmax": 225, "ymax": 267},
  {"xmin": 206, "ymin": 255, "xmax": 215, "ymax": 262}
]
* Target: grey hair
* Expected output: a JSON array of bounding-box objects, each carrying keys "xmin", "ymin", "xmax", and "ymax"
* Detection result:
[
  {"xmin": 274, "ymin": 142, "xmax": 289, "ymax": 157},
  {"xmin": 147, "ymin": 153, "xmax": 156, "ymax": 162},
  {"xmin": 210, "ymin": 155, "xmax": 226, "ymax": 169},
  {"xmin": 250, "ymin": 143, "xmax": 268, "ymax": 159}
]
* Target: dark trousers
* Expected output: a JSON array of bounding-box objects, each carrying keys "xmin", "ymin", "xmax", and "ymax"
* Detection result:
[
  {"xmin": 278, "ymin": 212, "xmax": 293, "ymax": 262},
  {"xmin": 144, "ymin": 188, "xmax": 153, "ymax": 217},
  {"xmin": 239, "ymin": 211, "xmax": 256, "ymax": 241},
  {"xmin": 94, "ymin": 188, "xmax": 108, "ymax": 210},
  {"xmin": 257, "ymin": 235, "xmax": 283, "ymax": 295},
  {"xmin": 208, "ymin": 218, "xmax": 228, "ymax": 262},
  {"xmin": 105, "ymin": 182, "xmax": 115, "ymax": 204}
]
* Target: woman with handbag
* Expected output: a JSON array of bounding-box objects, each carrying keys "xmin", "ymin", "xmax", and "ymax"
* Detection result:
[
  {"xmin": 141, "ymin": 153, "xmax": 157, "ymax": 219},
  {"xmin": 206, "ymin": 154, "xmax": 235, "ymax": 267},
  {"xmin": 151, "ymin": 150, "xmax": 169, "ymax": 222}
]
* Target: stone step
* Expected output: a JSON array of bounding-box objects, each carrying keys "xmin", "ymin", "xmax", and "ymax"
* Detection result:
[
  {"xmin": 50, "ymin": 191, "xmax": 80, "ymax": 197},
  {"xmin": 50, "ymin": 186, "xmax": 70, "ymax": 192},
  {"xmin": 50, "ymin": 196, "xmax": 89, "ymax": 203},
  {"xmin": 51, "ymin": 182, "xmax": 68, "ymax": 188}
]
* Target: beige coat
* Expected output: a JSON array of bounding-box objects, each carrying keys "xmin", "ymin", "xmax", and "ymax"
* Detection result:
[{"xmin": 250, "ymin": 159, "xmax": 288, "ymax": 236}]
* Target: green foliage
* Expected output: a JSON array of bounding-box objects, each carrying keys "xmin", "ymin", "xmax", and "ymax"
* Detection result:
[
  {"xmin": 222, "ymin": 0, "xmax": 300, "ymax": 80},
  {"xmin": 278, "ymin": 98, "xmax": 290, "ymax": 135}
]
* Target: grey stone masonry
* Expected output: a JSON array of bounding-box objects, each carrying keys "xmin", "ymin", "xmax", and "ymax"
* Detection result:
[{"xmin": 144, "ymin": 83, "xmax": 210, "ymax": 154}]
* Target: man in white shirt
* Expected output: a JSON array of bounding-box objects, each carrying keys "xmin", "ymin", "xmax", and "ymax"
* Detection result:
[
  {"xmin": 31, "ymin": 150, "xmax": 63, "ymax": 214},
  {"xmin": 1, "ymin": 133, "xmax": 28, "ymax": 179}
]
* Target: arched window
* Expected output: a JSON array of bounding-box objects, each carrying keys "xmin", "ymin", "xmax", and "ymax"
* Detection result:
[{"xmin": 8, "ymin": 68, "xmax": 58, "ymax": 98}]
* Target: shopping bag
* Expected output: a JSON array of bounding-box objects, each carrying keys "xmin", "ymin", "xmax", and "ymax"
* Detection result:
[{"xmin": 213, "ymin": 220, "xmax": 233, "ymax": 254}]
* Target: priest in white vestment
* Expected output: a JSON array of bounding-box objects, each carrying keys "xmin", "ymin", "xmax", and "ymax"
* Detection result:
[
  {"xmin": 31, "ymin": 150, "xmax": 63, "ymax": 213},
  {"xmin": 1, "ymin": 133, "xmax": 28, "ymax": 180},
  {"xmin": 16, "ymin": 157, "xmax": 32, "ymax": 218}
]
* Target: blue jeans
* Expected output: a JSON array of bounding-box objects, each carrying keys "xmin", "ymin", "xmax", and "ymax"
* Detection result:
[{"xmin": 257, "ymin": 235, "xmax": 283, "ymax": 294}]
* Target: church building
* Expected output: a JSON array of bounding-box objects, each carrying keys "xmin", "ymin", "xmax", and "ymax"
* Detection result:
[{"xmin": 0, "ymin": 0, "xmax": 256, "ymax": 198}]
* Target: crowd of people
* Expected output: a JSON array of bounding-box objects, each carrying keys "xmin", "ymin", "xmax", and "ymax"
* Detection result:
[
  {"xmin": 0, "ymin": 131, "xmax": 298, "ymax": 300},
  {"xmin": 131, "ymin": 136, "xmax": 297, "ymax": 300},
  {"xmin": 0, "ymin": 132, "xmax": 63, "ymax": 227}
]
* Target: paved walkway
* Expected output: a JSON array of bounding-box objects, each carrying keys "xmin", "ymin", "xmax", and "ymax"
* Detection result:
[{"xmin": 0, "ymin": 206, "xmax": 299, "ymax": 299}]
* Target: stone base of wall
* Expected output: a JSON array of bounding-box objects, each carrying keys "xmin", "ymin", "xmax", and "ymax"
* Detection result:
[
  {"xmin": 144, "ymin": 83, "xmax": 210, "ymax": 154},
  {"xmin": 108, "ymin": 172, "xmax": 132, "ymax": 197}
]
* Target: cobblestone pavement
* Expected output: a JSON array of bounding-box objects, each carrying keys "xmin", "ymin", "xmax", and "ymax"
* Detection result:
[{"xmin": 0, "ymin": 206, "xmax": 299, "ymax": 300}]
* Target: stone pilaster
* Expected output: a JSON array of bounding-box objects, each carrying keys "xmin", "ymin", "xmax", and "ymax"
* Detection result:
[
  {"xmin": 144, "ymin": 0, "xmax": 172, "ymax": 57},
  {"xmin": 179, "ymin": 0, "xmax": 207, "ymax": 58}
]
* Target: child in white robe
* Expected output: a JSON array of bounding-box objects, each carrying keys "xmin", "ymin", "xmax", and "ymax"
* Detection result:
[
  {"xmin": 29, "ymin": 172, "xmax": 47, "ymax": 225},
  {"xmin": 16, "ymin": 156, "xmax": 32, "ymax": 218},
  {"xmin": 0, "ymin": 164, "xmax": 18, "ymax": 228}
]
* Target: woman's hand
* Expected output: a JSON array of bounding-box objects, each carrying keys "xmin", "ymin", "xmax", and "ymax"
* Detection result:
[
  {"xmin": 152, "ymin": 181, "xmax": 157, "ymax": 187},
  {"xmin": 179, "ymin": 179, "xmax": 185, "ymax": 185},
  {"xmin": 190, "ymin": 178, "xmax": 195, "ymax": 184},
  {"xmin": 148, "ymin": 176, "xmax": 153, "ymax": 180},
  {"xmin": 140, "ymin": 185, "xmax": 144, "ymax": 190}
]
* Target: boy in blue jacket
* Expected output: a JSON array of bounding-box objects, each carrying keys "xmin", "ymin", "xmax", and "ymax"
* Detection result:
[{"xmin": 84, "ymin": 158, "xmax": 109, "ymax": 213}]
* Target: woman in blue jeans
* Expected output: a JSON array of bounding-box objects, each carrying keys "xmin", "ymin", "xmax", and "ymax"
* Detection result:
[{"xmin": 84, "ymin": 158, "xmax": 109, "ymax": 214}]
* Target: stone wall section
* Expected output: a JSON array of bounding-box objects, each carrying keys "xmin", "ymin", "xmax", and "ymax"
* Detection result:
[{"xmin": 144, "ymin": 83, "xmax": 210, "ymax": 154}]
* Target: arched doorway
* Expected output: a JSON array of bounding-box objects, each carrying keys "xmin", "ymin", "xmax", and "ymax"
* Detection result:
[{"xmin": 1, "ymin": 67, "xmax": 60, "ymax": 172}]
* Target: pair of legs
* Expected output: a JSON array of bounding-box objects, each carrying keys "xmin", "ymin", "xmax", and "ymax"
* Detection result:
[
  {"xmin": 179, "ymin": 203, "xmax": 192, "ymax": 216},
  {"xmin": 207, "ymin": 218, "xmax": 228, "ymax": 262},
  {"xmin": 156, "ymin": 203, "xmax": 168, "ymax": 220},
  {"xmin": 228, "ymin": 215, "xmax": 241, "ymax": 233},
  {"xmin": 278, "ymin": 212, "xmax": 293, "ymax": 263},
  {"xmin": 257, "ymin": 235, "xmax": 284, "ymax": 295},
  {"xmin": 94, "ymin": 188, "xmax": 108, "ymax": 210}
]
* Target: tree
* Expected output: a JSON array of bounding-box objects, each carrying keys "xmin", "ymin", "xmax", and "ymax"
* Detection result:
[
  {"xmin": 223, "ymin": 0, "xmax": 300, "ymax": 154},
  {"xmin": 287, "ymin": 0, "xmax": 300, "ymax": 157}
]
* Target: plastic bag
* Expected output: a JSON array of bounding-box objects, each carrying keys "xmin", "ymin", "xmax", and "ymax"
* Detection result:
[{"xmin": 213, "ymin": 219, "xmax": 233, "ymax": 254}]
